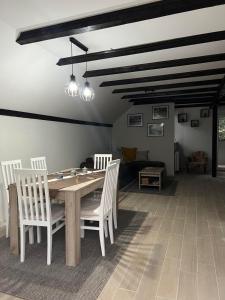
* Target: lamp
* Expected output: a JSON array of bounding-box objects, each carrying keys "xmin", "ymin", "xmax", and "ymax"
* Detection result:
[
  {"xmin": 65, "ymin": 41, "xmax": 79, "ymax": 97},
  {"xmin": 80, "ymin": 53, "xmax": 95, "ymax": 102}
]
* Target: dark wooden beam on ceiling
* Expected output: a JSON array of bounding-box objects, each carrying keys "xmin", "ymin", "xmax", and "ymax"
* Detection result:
[
  {"xmin": 122, "ymin": 88, "xmax": 218, "ymax": 99},
  {"xmin": 131, "ymin": 96, "xmax": 215, "ymax": 105},
  {"xmin": 175, "ymin": 103, "xmax": 212, "ymax": 108},
  {"xmin": 84, "ymin": 53, "xmax": 225, "ymax": 77},
  {"xmin": 128, "ymin": 94, "xmax": 216, "ymax": 102},
  {"xmin": 69, "ymin": 37, "xmax": 88, "ymax": 52},
  {"xmin": 112, "ymin": 79, "xmax": 221, "ymax": 94},
  {"xmin": 133, "ymin": 97, "xmax": 214, "ymax": 105},
  {"xmin": 58, "ymin": 30, "xmax": 225, "ymax": 65},
  {"xmin": 212, "ymin": 105, "xmax": 218, "ymax": 177},
  {"xmin": 100, "ymin": 68, "xmax": 225, "ymax": 87},
  {"xmin": 16, "ymin": 0, "xmax": 225, "ymax": 45}
]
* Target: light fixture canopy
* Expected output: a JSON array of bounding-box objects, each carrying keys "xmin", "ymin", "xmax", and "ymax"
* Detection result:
[{"xmin": 80, "ymin": 80, "xmax": 95, "ymax": 102}]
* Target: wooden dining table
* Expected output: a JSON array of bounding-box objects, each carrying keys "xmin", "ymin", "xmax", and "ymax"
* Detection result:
[{"xmin": 9, "ymin": 169, "xmax": 106, "ymax": 267}]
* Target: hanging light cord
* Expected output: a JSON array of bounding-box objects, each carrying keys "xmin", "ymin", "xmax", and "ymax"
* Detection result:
[
  {"xmin": 71, "ymin": 42, "xmax": 74, "ymax": 76},
  {"xmin": 85, "ymin": 51, "xmax": 88, "ymax": 82}
]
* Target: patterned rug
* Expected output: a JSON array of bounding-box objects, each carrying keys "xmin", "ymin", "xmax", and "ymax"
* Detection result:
[
  {"xmin": 122, "ymin": 178, "xmax": 177, "ymax": 196},
  {"xmin": 0, "ymin": 209, "xmax": 146, "ymax": 300}
]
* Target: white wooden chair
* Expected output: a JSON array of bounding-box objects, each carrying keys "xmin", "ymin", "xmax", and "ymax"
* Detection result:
[
  {"xmin": 31, "ymin": 156, "xmax": 47, "ymax": 170},
  {"xmin": 110, "ymin": 159, "xmax": 120, "ymax": 230},
  {"xmin": 15, "ymin": 168, "xmax": 65, "ymax": 265},
  {"xmin": 80, "ymin": 162, "xmax": 118, "ymax": 256},
  {"xmin": 94, "ymin": 154, "xmax": 112, "ymax": 170},
  {"xmin": 1, "ymin": 159, "xmax": 22, "ymax": 238}
]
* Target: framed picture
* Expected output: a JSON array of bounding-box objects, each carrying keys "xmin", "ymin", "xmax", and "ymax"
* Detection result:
[
  {"xmin": 147, "ymin": 123, "xmax": 164, "ymax": 137},
  {"xmin": 178, "ymin": 113, "xmax": 188, "ymax": 123},
  {"xmin": 152, "ymin": 105, "xmax": 169, "ymax": 120},
  {"xmin": 127, "ymin": 113, "xmax": 143, "ymax": 127},
  {"xmin": 191, "ymin": 120, "xmax": 200, "ymax": 128},
  {"xmin": 200, "ymin": 108, "xmax": 210, "ymax": 118}
]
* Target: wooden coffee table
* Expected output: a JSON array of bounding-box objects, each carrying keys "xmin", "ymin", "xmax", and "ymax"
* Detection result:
[{"xmin": 139, "ymin": 167, "xmax": 164, "ymax": 191}]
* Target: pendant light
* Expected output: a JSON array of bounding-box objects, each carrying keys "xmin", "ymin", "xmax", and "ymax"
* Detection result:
[
  {"xmin": 65, "ymin": 41, "xmax": 79, "ymax": 97},
  {"xmin": 80, "ymin": 53, "xmax": 95, "ymax": 102}
]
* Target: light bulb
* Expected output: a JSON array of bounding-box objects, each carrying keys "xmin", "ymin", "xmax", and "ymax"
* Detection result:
[
  {"xmin": 80, "ymin": 81, "xmax": 95, "ymax": 102},
  {"xmin": 65, "ymin": 74, "xmax": 79, "ymax": 97}
]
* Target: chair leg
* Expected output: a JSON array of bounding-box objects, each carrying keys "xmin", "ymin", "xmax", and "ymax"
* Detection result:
[
  {"xmin": 37, "ymin": 227, "xmax": 41, "ymax": 243},
  {"xmin": 113, "ymin": 201, "xmax": 118, "ymax": 229},
  {"xmin": 108, "ymin": 213, "xmax": 114, "ymax": 244},
  {"xmin": 47, "ymin": 227, "xmax": 52, "ymax": 265},
  {"xmin": 104, "ymin": 220, "xmax": 108, "ymax": 238},
  {"xmin": 80, "ymin": 220, "xmax": 85, "ymax": 238},
  {"xmin": 99, "ymin": 221, "xmax": 105, "ymax": 256},
  {"xmin": 20, "ymin": 225, "xmax": 26, "ymax": 262},
  {"xmin": 28, "ymin": 227, "xmax": 34, "ymax": 244}
]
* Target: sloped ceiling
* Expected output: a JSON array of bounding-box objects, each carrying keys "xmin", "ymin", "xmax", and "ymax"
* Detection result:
[{"xmin": 0, "ymin": 0, "xmax": 225, "ymax": 123}]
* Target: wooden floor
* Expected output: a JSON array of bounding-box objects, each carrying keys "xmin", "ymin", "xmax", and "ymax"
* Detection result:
[
  {"xmin": 1, "ymin": 174, "xmax": 225, "ymax": 300},
  {"xmin": 98, "ymin": 174, "xmax": 225, "ymax": 300}
]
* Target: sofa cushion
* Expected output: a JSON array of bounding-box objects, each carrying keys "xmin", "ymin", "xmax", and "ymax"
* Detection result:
[
  {"xmin": 121, "ymin": 147, "xmax": 137, "ymax": 162},
  {"xmin": 136, "ymin": 150, "xmax": 149, "ymax": 161}
]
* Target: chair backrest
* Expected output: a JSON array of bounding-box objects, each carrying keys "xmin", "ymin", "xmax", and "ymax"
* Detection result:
[
  {"xmin": 192, "ymin": 151, "xmax": 207, "ymax": 162},
  {"xmin": 31, "ymin": 156, "xmax": 47, "ymax": 170},
  {"xmin": 1, "ymin": 160, "xmax": 22, "ymax": 191},
  {"xmin": 94, "ymin": 154, "xmax": 112, "ymax": 170},
  {"xmin": 109, "ymin": 158, "xmax": 120, "ymax": 184},
  {"xmin": 100, "ymin": 162, "xmax": 118, "ymax": 217},
  {"xmin": 15, "ymin": 168, "xmax": 51, "ymax": 224}
]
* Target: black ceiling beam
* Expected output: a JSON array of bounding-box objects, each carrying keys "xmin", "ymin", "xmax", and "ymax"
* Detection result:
[
  {"xmin": 16, "ymin": 0, "xmax": 225, "ymax": 45},
  {"xmin": 122, "ymin": 87, "xmax": 218, "ymax": 99},
  {"xmin": 58, "ymin": 30, "xmax": 225, "ymax": 65},
  {"xmin": 100, "ymin": 68, "xmax": 225, "ymax": 87},
  {"xmin": 133, "ymin": 97, "xmax": 215, "ymax": 106},
  {"xmin": 69, "ymin": 37, "xmax": 88, "ymax": 52},
  {"xmin": 84, "ymin": 53, "xmax": 225, "ymax": 77},
  {"xmin": 112, "ymin": 79, "xmax": 221, "ymax": 94},
  {"xmin": 131, "ymin": 96, "xmax": 215, "ymax": 104},
  {"xmin": 175, "ymin": 103, "xmax": 212, "ymax": 108},
  {"xmin": 128, "ymin": 94, "xmax": 216, "ymax": 102}
]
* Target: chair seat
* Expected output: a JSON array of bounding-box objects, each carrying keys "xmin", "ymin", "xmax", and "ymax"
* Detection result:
[{"xmin": 81, "ymin": 198, "xmax": 101, "ymax": 218}]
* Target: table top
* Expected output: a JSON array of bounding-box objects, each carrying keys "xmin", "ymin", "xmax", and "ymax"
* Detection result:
[
  {"xmin": 139, "ymin": 167, "xmax": 164, "ymax": 175},
  {"xmin": 48, "ymin": 169, "xmax": 105, "ymax": 192}
]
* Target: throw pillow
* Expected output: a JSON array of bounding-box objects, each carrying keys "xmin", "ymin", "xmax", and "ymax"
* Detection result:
[
  {"xmin": 136, "ymin": 150, "xmax": 149, "ymax": 161},
  {"xmin": 122, "ymin": 147, "xmax": 137, "ymax": 162}
]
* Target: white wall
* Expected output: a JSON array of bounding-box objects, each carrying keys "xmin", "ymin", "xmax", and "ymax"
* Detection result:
[
  {"xmin": 0, "ymin": 116, "xmax": 112, "ymax": 226},
  {"xmin": 175, "ymin": 107, "xmax": 212, "ymax": 171},
  {"xmin": 112, "ymin": 103, "xmax": 175, "ymax": 176}
]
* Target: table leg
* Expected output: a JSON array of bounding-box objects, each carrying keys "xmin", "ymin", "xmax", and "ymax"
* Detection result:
[
  {"xmin": 9, "ymin": 184, "xmax": 19, "ymax": 256},
  {"xmin": 65, "ymin": 191, "xmax": 81, "ymax": 267}
]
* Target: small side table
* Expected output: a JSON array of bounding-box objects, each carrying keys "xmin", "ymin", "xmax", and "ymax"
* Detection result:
[{"xmin": 139, "ymin": 167, "xmax": 164, "ymax": 192}]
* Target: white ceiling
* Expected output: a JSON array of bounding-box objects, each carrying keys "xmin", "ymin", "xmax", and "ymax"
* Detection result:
[{"xmin": 0, "ymin": 0, "xmax": 225, "ymax": 123}]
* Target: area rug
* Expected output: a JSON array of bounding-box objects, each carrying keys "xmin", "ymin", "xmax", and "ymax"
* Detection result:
[
  {"xmin": 122, "ymin": 178, "xmax": 177, "ymax": 196},
  {"xmin": 0, "ymin": 209, "xmax": 146, "ymax": 300}
]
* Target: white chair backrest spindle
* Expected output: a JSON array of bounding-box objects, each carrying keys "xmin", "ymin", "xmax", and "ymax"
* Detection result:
[
  {"xmin": 94, "ymin": 154, "xmax": 112, "ymax": 170},
  {"xmin": 100, "ymin": 162, "xmax": 117, "ymax": 217},
  {"xmin": 1, "ymin": 160, "xmax": 22, "ymax": 191},
  {"xmin": 15, "ymin": 169, "xmax": 51, "ymax": 224},
  {"xmin": 31, "ymin": 156, "xmax": 47, "ymax": 170}
]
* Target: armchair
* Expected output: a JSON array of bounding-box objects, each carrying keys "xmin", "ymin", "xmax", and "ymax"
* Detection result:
[{"xmin": 186, "ymin": 151, "xmax": 208, "ymax": 174}]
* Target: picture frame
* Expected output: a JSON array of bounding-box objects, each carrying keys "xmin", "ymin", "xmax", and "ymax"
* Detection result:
[
  {"xmin": 152, "ymin": 105, "xmax": 169, "ymax": 120},
  {"xmin": 191, "ymin": 120, "xmax": 200, "ymax": 128},
  {"xmin": 127, "ymin": 113, "xmax": 143, "ymax": 127},
  {"xmin": 200, "ymin": 108, "xmax": 210, "ymax": 118},
  {"xmin": 178, "ymin": 113, "xmax": 188, "ymax": 123},
  {"xmin": 147, "ymin": 123, "xmax": 164, "ymax": 137}
]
